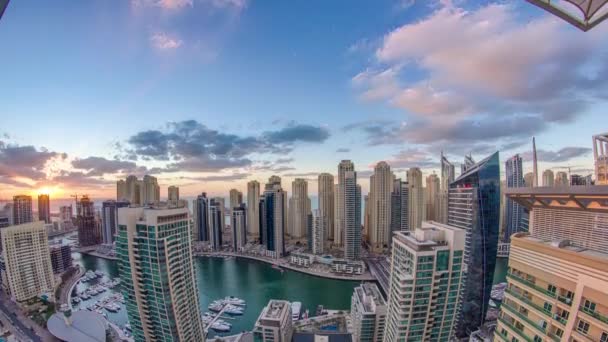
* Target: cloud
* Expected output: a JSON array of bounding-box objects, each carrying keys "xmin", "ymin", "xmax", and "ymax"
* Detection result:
[
  {"xmin": 283, "ymin": 172, "xmax": 320, "ymax": 178},
  {"xmin": 71, "ymin": 157, "xmax": 147, "ymax": 176},
  {"xmin": 0, "ymin": 143, "xmax": 66, "ymax": 181},
  {"xmin": 125, "ymin": 120, "xmax": 329, "ymax": 172},
  {"xmin": 49, "ymin": 171, "xmax": 115, "ymax": 188},
  {"xmin": 336, "ymin": 148, "xmax": 350, "ymax": 153},
  {"xmin": 387, "ymin": 149, "xmax": 440, "ymax": 169},
  {"xmin": 182, "ymin": 173, "xmax": 249, "ymax": 182},
  {"xmin": 522, "ymin": 147, "xmax": 592, "ymax": 163},
  {"xmin": 353, "ymin": 2, "xmax": 608, "ymax": 147},
  {"xmin": 204, "ymin": 0, "xmax": 248, "ymax": 10},
  {"xmin": 150, "ymin": 33, "xmax": 183, "ymax": 50}
]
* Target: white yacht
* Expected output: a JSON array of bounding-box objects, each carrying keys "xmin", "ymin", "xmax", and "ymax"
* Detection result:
[
  {"xmin": 291, "ymin": 302, "xmax": 302, "ymax": 321},
  {"xmin": 223, "ymin": 296, "xmax": 246, "ymax": 306}
]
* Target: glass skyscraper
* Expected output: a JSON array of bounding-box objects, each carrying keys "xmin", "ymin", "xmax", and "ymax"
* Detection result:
[
  {"xmin": 448, "ymin": 151, "xmax": 500, "ymax": 338},
  {"xmin": 504, "ymin": 154, "xmax": 526, "ymax": 242}
]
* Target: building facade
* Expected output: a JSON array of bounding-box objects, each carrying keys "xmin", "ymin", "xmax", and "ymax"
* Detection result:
[
  {"xmin": 369, "ymin": 162, "xmax": 392, "ymax": 251},
  {"xmin": 12, "ymin": 195, "xmax": 33, "ymax": 226},
  {"xmin": 593, "ymin": 132, "xmax": 608, "ymax": 185},
  {"xmin": 210, "ymin": 198, "xmax": 223, "ymax": 250},
  {"xmin": 77, "ymin": 196, "xmax": 100, "ymax": 247},
  {"xmin": 344, "ymin": 171, "xmax": 361, "ymax": 260},
  {"xmin": 116, "ymin": 207, "xmax": 205, "ymax": 341},
  {"xmin": 383, "ymin": 222, "xmax": 465, "ymax": 342},
  {"xmin": 288, "ymin": 178, "xmax": 311, "ymax": 239},
  {"xmin": 439, "ymin": 153, "xmax": 455, "ymax": 224},
  {"xmin": 318, "ymin": 173, "xmax": 335, "ymax": 242},
  {"xmin": 504, "ymin": 154, "xmax": 526, "ymax": 243},
  {"xmin": 232, "ymin": 204, "xmax": 247, "ymax": 251},
  {"xmin": 101, "ymin": 200, "xmax": 129, "ymax": 245},
  {"xmin": 425, "ymin": 174, "xmax": 440, "ymax": 222},
  {"xmin": 37, "ymin": 194, "xmax": 51, "ymax": 224},
  {"xmin": 555, "ymin": 171, "xmax": 569, "ymax": 186},
  {"xmin": 407, "ymin": 167, "xmax": 424, "ymax": 230},
  {"xmin": 335, "ymin": 160, "xmax": 354, "ymax": 247},
  {"xmin": 194, "ymin": 193, "xmax": 209, "ymax": 242},
  {"xmin": 50, "ymin": 244, "xmax": 72, "ymax": 274},
  {"xmin": 261, "ymin": 186, "xmax": 287, "ymax": 258},
  {"xmin": 229, "ymin": 189, "xmax": 243, "ymax": 210},
  {"xmin": 351, "ymin": 283, "xmax": 387, "ymax": 342},
  {"xmin": 310, "ymin": 209, "xmax": 325, "ymax": 255},
  {"xmin": 168, "ymin": 186, "xmax": 179, "ymax": 205},
  {"xmin": 253, "ymin": 300, "xmax": 293, "ymax": 342},
  {"xmin": 542, "ymin": 169, "xmax": 555, "ymax": 187},
  {"xmin": 247, "ymin": 180, "xmax": 261, "ymax": 240}
]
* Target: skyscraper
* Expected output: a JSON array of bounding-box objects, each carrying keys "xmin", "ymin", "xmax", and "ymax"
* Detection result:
[
  {"xmin": 570, "ymin": 173, "xmax": 588, "ymax": 186},
  {"xmin": 555, "ymin": 171, "xmax": 569, "ymax": 186},
  {"xmin": 194, "ymin": 193, "xmax": 209, "ymax": 242},
  {"xmin": 212, "ymin": 197, "xmax": 226, "ymax": 233},
  {"xmin": 504, "ymin": 154, "xmax": 525, "ymax": 242},
  {"xmin": 593, "ymin": 132, "xmax": 608, "ymax": 185},
  {"xmin": 310, "ymin": 209, "xmax": 325, "ymax": 255},
  {"xmin": 168, "ymin": 186, "xmax": 179, "ymax": 205},
  {"xmin": 384, "ymin": 222, "xmax": 465, "ymax": 342},
  {"xmin": 49, "ymin": 244, "xmax": 72, "ymax": 274},
  {"xmin": 37, "ymin": 194, "xmax": 50, "ymax": 224},
  {"xmin": 253, "ymin": 300, "xmax": 293, "ymax": 342},
  {"xmin": 142, "ymin": 175, "xmax": 160, "ymax": 205},
  {"xmin": 59, "ymin": 205, "xmax": 72, "ymax": 222},
  {"xmin": 317, "ymin": 173, "xmax": 335, "ymax": 242},
  {"xmin": 247, "ymin": 180, "xmax": 261, "ymax": 239},
  {"xmin": 524, "ymin": 172, "xmax": 535, "ymax": 187},
  {"xmin": 390, "ymin": 179, "xmax": 408, "ymax": 239},
  {"xmin": 229, "ymin": 189, "xmax": 243, "ymax": 209},
  {"xmin": 542, "ymin": 169, "xmax": 554, "ymax": 187},
  {"xmin": 101, "ymin": 200, "xmax": 129, "ymax": 245},
  {"xmin": 448, "ymin": 152, "xmax": 500, "ymax": 337},
  {"xmin": 125, "ymin": 175, "xmax": 139, "ymax": 205},
  {"xmin": 288, "ymin": 178, "xmax": 311, "ymax": 239},
  {"xmin": 266, "ymin": 175, "xmax": 282, "ymax": 190},
  {"xmin": 116, "ymin": 207, "xmax": 205, "ymax": 341},
  {"xmin": 1, "ymin": 221, "xmax": 55, "ymax": 302},
  {"xmin": 210, "ymin": 198, "xmax": 223, "ymax": 250},
  {"xmin": 461, "ymin": 154, "xmax": 475, "ymax": 174},
  {"xmin": 369, "ymin": 161, "xmax": 392, "ymax": 251},
  {"xmin": 351, "ymin": 283, "xmax": 387, "ymax": 342},
  {"xmin": 232, "ymin": 204, "xmax": 247, "ymax": 251},
  {"xmin": 439, "ymin": 153, "xmax": 455, "ymax": 224},
  {"xmin": 407, "ymin": 167, "xmax": 424, "ymax": 230},
  {"xmin": 335, "ymin": 160, "xmax": 354, "ymax": 247},
  {"xmin": 495, "ymin": 186, "xmax": 608, "ymax": 342},
  {"xmin": 77, "ymin": 195, "xmax": 99, "ymax": 247},
  {"xmin": 425, "ymin": 173, "xmax": 440, "ymax": 221},
  {"xmin": 344, "ymin": 171, "xmax": 361, "ymax": 260},
  {"xmin": 261, "ymin": 184, "xmax": 287, "ymax": 258},
  {"xmin": 116, "ymin": 179, "xmax": 127, "ymax": 201},
  {"xmin": 12, "ymin": 195, "xmax": 32, "ymax": 225}
]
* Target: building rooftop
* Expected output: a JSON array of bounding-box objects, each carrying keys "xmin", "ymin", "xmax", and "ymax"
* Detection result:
[
  {"xmin": 512, "ymin": 232, "xmax": 608, "ymax": 264},
  {"xmin": 261, "ymin": 300, "xmax": 290, "ymax": 321},
  {"xmin": 292, "ymin": 332, "xmax": 353, "ymax": 342},
  {"xmin": 47, "ymin": 310, "xmax": 106, "ymax": 342},
  {"xmin": 505, "ymin": 185, "xmax": 608, "ymax": 213},
  {"xmin": 354, "ymin": 283, "xmax": 385, "ymax": 313}
]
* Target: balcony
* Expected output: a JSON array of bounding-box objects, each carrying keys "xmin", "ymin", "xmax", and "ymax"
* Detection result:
[
  {"xmin": 580, "ymin": 306, "xmax": 608, "ymax": 324},
  {"xmin": 507, "ymin": 272, "xmax": 556, "ymax": 299},
  {"xmin": 557, "ymin": 295, "xmax": 573, "ymax": 306},
  {"xmin": 497, "ymin": 317, "xmax": 534, "ymax": 342},
  {"xmin": 502, "ymin": 301, "xmax": 547, "ymax": 336},
  {"xmin": 494, "ymin": 330, "xmax": 509, "ymax": 342},
  {"xmin": 505, "ymin": 287, "xmax": 552, "ymax": 319}
]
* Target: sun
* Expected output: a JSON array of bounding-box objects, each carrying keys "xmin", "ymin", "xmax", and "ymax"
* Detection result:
[{"xmin": 34, "ymin": 186, "xmax": 62, "ymax": 198}]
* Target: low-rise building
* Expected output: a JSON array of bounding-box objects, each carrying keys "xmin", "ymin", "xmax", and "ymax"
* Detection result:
[
  {"xmin": 253, "ymin": 299, "xmax": 293, "ymax": 342},
  {"xmin": 290, "ymin": 252, "xmax": 314, "ymax": 268},
  {"xmin": 332, "ymin": 259, "xmax": 365, "ymax": 275}
]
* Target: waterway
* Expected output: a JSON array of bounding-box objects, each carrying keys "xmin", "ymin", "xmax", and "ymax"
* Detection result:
[{"xmin": 72, "ymin": 253, "xmax": 359, "ymax": 338}]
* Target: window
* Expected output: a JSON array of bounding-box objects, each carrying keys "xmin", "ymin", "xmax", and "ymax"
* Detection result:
[
  {"xmin": 600, "ymin": 332, "xmax": 608, "ymax": 342},
  {"xmin": 555, "ymin": 328, "xmax": 564, "ymax": 337},
  {"xmin": 543, "ymin": 302, "xmax": 552, "ymax": 313},
  {"xmin": 577, "ymin": 320, "xmax": 590, "ymax": 335},
  {"xmin": 436, "ymin": 250, "xmax": 449, "ymax": 271},
  {"xmin": 583, "ymin": 299, "xmax": 596, "ymax": 312},
  {"xmin": 533, "ymin": 336, "xmax": 542, "ymax": 342},
  {"xmin": 547, "ymin": 284, "xmax": 557, "ymax": 294},
  {"xmin": 511, "ymin": 338, "xmax": 519, "ymax": 342}
]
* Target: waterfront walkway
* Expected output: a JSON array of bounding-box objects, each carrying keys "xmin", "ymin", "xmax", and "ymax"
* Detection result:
[
  {"xmin": 197, "ymin": 252, "xmax": 376, "ymax": 281},
  {"xmin": 59, "ymin": 266, "xmax": 85, "ymax": 308}
]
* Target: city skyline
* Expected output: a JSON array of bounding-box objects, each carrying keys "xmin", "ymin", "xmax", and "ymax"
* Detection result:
[{"xmin": 1, "ymin": 1, "xmax": 605, "ymax": 199}]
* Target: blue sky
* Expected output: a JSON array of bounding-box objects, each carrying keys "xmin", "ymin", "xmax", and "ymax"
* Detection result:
[{"xmin": 0, "ymin": 0, "xmax": 606, "ymax": 199}]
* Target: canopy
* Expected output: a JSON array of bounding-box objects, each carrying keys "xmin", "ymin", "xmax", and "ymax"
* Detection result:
[{"xmin": 528, "ymin": 0, "xmax": 608, "ymax": 31}]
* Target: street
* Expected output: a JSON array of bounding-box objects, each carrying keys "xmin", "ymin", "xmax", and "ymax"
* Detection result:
[{"xmin": 0, "ymin": 292, "xmax": 57, "ymax": 342}]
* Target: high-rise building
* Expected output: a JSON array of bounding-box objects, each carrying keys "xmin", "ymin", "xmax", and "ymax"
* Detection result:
[
  {"xmin": 439, "ymin": 153, "xmax": 455, "ymax": 224},
  {"xmin": 542, "ymin": 169, "xmax": 555, "ymax": 187},
  {"xmin": 593, "ymin": 132, "xmax": 608, "ymax": 185},
  {"xmin": 495, "ymin": 186, "xmax": 608, "ymax": 342},
  {"xmin": 570, "ymin": 174, "xmax": 588, "ymax": 186},
  {"xmin": 390, "ymin": 179, "xmax": 408, "ymax": 239},
  {"xmin": 101, "ymin": 200, "xmax": 129, "ymax": 245},
  {"xmin": 1, "ymin": 203, "xmax": 13, "ymax": 227},
  {"xmin": 37, "ymin": 194, "xmax": 51, "ymax": 224},
  {"xmin": 1, "ymin": 221, "xmax": 54, "ymax": 302},
  {"xmin": 210, "ymin": 198, "xmax": 223, "ymax": 250},
  {"xmin": 266, "ymin": 175, "xmax": 282, "ymax": 190},
  {"xmin": 461, "ymin": 154, "xmax": 476, "ymax": 174},
  {"xmin": 317, "ymin": 173, "xmax": 335, "ymax": 242},
  {"xmin": 60, "ymin": 205, "xmax": 72, "ymax": 222},
  {"xmin": 524, "ymin": 172, "xmax": 535, "ymax": 187},
  {"xmin": 425, "ymin": 174, "xmax": 440, "ymax": 221},
  {"xmin": 310, "ymin": 210, "xmax": 325, "ymax": 255},
  {"xmin": 232, "ymin": 204, "xmax": 247, "ymax": 251},
  {"xmin": 142, "ymin": 175, "xmax": 160, "ymax": 205},
  {"xmin": 448, "ymin": 151, "xmax": 500, "ymax": 337},
  {"xmin": 555, "ymin": 171, "xmax": 569, "ymax": 186},
  {"xmin": 253, "ymin": 300, "xmax": 293, "ymax": 342},
  {"xmin": 261, "ymin": 185, "xmax": 287, "ymax": 258},
  {"xmin": 288, "ymin": 179, "xmax": 311, "ymax": 239},
  {"xmin": 116, "ymin": 179, "xmax": 127, "ymax": 201},
  {"xmin": 50, "ymin": 244, "xmax": 72, "ymax": 274},
  {"xmin": 247, "ymin": 181, "xmax": 261, "ymax": 240},
  {"xmin": 125, "ymin": 175, "xmax": 139, "ymax": 205},
  {"xmin": 351, "ymin": 283, "xmax": 387, "ymax": 342},
  {"xmin": 194, "ymin": 193, "xmax": 209, "ymax": 242},
  {"xmin": 168, "ymin": 186, "xmax": 179, "ymax": 205},
  {"xmin": 504, "ymin": 154, "xmax": 526, "ymax": 243},
  {"xmin": 344, "ymin": 171, "xmax": 361, "ymax": 260},
  {"xmin": 335, "ymin": 160, "xmax": 354, "ymax": 247},
  {"xmin": 116, "ymin": 207, "xmax": 205, "ymax": 341},
  {"xmin": 384, "ymin": 221, "xmax": 466, "ymax": 342},
  {"xmin": 77, "ymin": 196, "xmax": 100, "ymax": 247},
  {"xmin": 407, "ymin": 167, "xmax": 424, "ymax": 230},
  {"xmin": 12, "ymin": 195, "xmax": 33, "ymax": 225},
  {"xmin": 229, "ymin": 189, "xmax": 243, "ymax": 209},
  {"xmin": 369, "ymin": 162, "xmax": 392, "ymax": 251},
  {"xmin": 363, "ymin": 195, "xmax": 370, "ymax": 241}
]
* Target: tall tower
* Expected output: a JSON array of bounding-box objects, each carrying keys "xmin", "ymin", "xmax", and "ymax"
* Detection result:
[
  {"xmin": 101, "ymin": 200, "xmax": 129, "ymax": 245},
  {"xmin": 555, "ymin": 171, "xmax": 569, "ymax": 186},
  {"xmin": 369, "ymin": 161, "xmax": 392, "ymax": 251},
  {"xmin": 116, "ymin": 179, "xmax": 127, "ymax": 201},
  {"xmin": 209, "ymin": 198, "xmax": 223, "ymax": 250},
  {"xmin": 317, "ymin": 173, "xmax": 335, "ymax": 242},
  {"xmin": 449, "ymin": 152, "xmax": 500, "ymax": 337},
  {"xmin": 194, "ymin": 193, "xmax": 209, "ymax": 242},
  {"xmin": 532, "ymin": 137, "xmax": 539, "ymax": 187},
  {"xmin": 125, "ymin": 175, "xmax": 139, "ymax": 205},
  {"xmin": 593, "ymin": 132, "xmax": 608, "ymax": 185},
  {"xmin": 407, "ymin": 167, "xmax": 424, "ymax": 230},
  {"xmin": 37, "ymin": 194, "xmax": 51, "ymax": 224},
  {"xmin": 247, "ymin": 180, "xmax": 261, "ymax": 239},
  {"xmin": 232, "ymin": 204, "xmax": 247, "ymax": 251},
  {"xmin": 390, "ymin": 179, "xmax": 408, "ymax": 238},
  {"xmin": 504, "ymin": 154, "xmax": 525, "ymax": 242},
  {"xmin": 310, "ymin": 209, "xmax": 326, "ymax": 255},
  {"xmin": 288, "ymin": 179, "xmax": 311, "ymax": 239},
  {"xmin": 116, "ymin": 207, "xmax": 205, "ymax": 341},
  {"xmin": 542, "ymin": 169, "xmax": 554, "ymax": 187},
  {"xmin": 142, "ymin": 175, "xmax": 160, "ymax": 205},
  {"xmin": 425, "ymin": 174, "xmax": 440, "ymax": 221},
  {"xmin": 168, "ymin": 186, "xmax": 179, "ymax": 205},
  {"xmin": 261, "ymin": 185, "xmax": 287, "ymax": 258},
  {"xmin": 229, "ymin": 189, "xmax": 243, "ymax": 209},
  {"xmin": 439, "ymin": 153, "xmax": 455, "ymax": 224},
  {"xmin": 335, "ymin": 160, "xmax": 354, "ymax": 247},
  {"xmin": 384, "ymin": 222, "xmax": 465, "ymax": 342},
  {"xmin": 344, "ymin": 171, "xmax": 361, "ymax": 260},
  {"xmin": 12, "ymin": 195, "xmax": 33, "ymax": 225},
  {"xmin": 77, "ymin": 196, "xmax": 99, "ymax": 247}
]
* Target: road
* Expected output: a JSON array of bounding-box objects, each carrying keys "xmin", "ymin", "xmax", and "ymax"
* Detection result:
[{"xmin": 0, "ymin": 292, "xmax": 57, "ymax": 341}]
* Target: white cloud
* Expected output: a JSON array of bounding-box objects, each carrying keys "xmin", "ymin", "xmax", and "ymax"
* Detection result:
[
  {"xmin": 132, "ymin": 0, "xmax": 192, "ymax": 10},
  {"xmin": 150, "ymin": 33, "xmax": 183, "ymax": 50}
]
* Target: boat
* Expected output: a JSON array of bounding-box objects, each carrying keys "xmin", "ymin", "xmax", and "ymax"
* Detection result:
[
  {"xmin": 291, "ymin": 302, "xmax": 302, "ymax": 321},
  {"xmin": 223, "ymin": 296, "xmax": 246, "ymax": 306},
  {"xmin": 223, "ymin": 304, "xmax": 244, "ymax": 315},
  {"xmin": 208, "ymin": 302, "xmax": 223, "ymax": 312},
  {"xmin": 211, "ymin": 321, "xmax": 231, "ymax": 332},
  {"xmin": 105, "ymin": 303, "xmax": 121, "ymax": 312}
]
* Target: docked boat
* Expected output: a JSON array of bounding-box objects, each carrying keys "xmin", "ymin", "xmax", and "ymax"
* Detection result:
[
  {"xmin": 208, "ymin": 302, "xmax": 223, "ymax": 312},
  {"xmin": 291, "ymin": 302, "xmax": 302, "ymax": 321},
  {"xmin": 211, "ymin": 321, "xmax": 231, "ymax": 332},
  {"xmin": 224, "ymin": 304, "xmax": 244, "ymax": 315},
  {"xmin": 223, "ymin": 296, "xmax": 246, "ymax": 306},
  {"xmin": 105, "ymin": 303, "xmax": 121, "ymax": 312}
]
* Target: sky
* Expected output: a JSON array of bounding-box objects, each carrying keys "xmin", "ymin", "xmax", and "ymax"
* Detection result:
[{"xmin": 0, "ymin": 0, "xmax": 606, "ymax": 202}]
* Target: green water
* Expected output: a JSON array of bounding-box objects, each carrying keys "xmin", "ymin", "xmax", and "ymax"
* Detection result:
[
  {"xmin": 73, "ymin": 253, "xmax": 360, "ymax": 338},
  {"xmin": 493, "ymin": 258, "xmax": 508, "ymax": 284}
]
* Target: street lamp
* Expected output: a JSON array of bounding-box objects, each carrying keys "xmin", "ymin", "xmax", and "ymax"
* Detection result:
[{"xmin": 527, "ymin": 0, "xmax": 608, "ymax": 31}]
